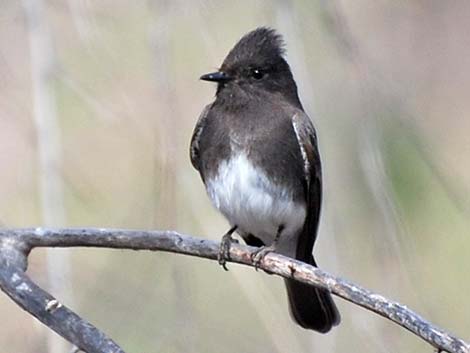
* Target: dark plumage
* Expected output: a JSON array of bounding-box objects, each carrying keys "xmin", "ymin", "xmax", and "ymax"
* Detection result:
[
  {"xmin": 223, "ymin": 27, "xmax": 286, "ymax": 70},
  {"xmin": 191, "ymin": 27, "xmax": 340, "ymax": 333}
]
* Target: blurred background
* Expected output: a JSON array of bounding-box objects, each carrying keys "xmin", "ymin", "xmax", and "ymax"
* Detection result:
[{"xmin": 1, "ymin": 0, "xmax": 469, "ymax": 352}]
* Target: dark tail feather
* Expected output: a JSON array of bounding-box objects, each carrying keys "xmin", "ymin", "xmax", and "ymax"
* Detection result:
[{"xmin": 284, "ymin": 255, "xmax": 340, "ymax": 333}]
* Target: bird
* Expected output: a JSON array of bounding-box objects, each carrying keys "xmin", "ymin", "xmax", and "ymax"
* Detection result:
[{"xmin": 189, "ymin": 27, "xmax": 340, "ymax": 333}]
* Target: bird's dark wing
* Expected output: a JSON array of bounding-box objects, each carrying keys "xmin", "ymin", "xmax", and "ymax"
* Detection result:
[
  {"xmin": 291, "ymin": 110, "xmax": 322, "ymax": 259},
  {"xmin": 190, "ymin": 104, "xmax": 212, "ymax": 171},
  {"xmin": 288, "ymin": 111, "xmax": 340, "ymax": 332}
]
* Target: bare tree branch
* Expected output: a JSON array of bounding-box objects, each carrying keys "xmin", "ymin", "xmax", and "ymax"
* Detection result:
[
  {"xmin": 0, "ymin": 234, "xmax": 123, "ymax": 353},
  {"xmin": 0, "ymin": 257, "xmax": 124, "ymax": 353},
  {"xmin": 0, "ymin": 228, "xmax": 468, "ymax": 353}
]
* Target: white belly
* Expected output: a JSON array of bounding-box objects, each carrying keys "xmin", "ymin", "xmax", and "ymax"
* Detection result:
[{"xmin": 206, "ymin": 153, "xmax": 306, "ymax": 256}]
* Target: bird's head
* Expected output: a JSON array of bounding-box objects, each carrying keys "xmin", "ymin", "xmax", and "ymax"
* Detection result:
[{"xmin": 201, "ymin": 27, "xmax": 300, "ymax": 105}]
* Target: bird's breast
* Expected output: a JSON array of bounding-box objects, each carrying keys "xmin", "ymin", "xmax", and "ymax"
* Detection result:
[{"xmin": 205, "ymin": 152, "xmax": 306, "ymax": 253}]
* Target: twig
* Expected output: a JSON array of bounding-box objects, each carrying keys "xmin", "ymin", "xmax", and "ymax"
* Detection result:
[
  {"xmin": 0, "ymin": 236, "xmax": 123, "ymax": 353},
  {"xmin": 0, "ymin": 228, "xmax": 468, "ymax": 353}
]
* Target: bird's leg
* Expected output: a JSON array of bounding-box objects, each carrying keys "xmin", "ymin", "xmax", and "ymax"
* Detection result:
[
  {"xmin": 251, "ymin": 225, "xmax": 284, "ymax": 271},
  {"xmin": 218, "ymin": 225, "xmax": 238, "ymax": 271}
]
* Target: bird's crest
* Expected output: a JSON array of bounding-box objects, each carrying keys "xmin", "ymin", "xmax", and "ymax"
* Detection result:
[{"xmin": 222, "ymin": 27, "xmax": 285, "ymax": 69}]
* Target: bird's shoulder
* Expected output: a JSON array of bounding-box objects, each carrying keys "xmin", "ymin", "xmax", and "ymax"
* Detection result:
[
  {"xmin": 190, "ymin": 103, "xmax": 213, "ymax": 171},
  {"xmin": 290, "ymin": 108, "xmax": 322, "ymax": 186}
]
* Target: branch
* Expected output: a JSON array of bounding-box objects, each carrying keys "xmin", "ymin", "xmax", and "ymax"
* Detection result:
[
  {"xmin": 0, "ymin": 236, "xmax": 124, "ymax": 353},
  {"xmin": 0, "ymin": 258, "xmax": 123, "ymax": 353},
  {"xmin": 0, "ymin": 228, "xmax": 468, "ymax": 353}
]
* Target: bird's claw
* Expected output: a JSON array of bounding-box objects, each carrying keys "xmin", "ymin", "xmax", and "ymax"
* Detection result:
[
  {"xmin": 218, "ymin": 230, "xmax": 238, "ymax": 271},
  {"xmin": 251, "ymin": 245, "xmax": 276, "ymax": 271}
]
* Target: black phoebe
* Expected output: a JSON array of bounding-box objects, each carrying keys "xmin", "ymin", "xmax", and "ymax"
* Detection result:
[{"xmin": 190, "ymin": 27, "xmax": 340, "ymax": 333}]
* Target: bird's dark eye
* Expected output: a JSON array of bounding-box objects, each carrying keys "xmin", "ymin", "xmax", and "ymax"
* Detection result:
[{"xmin": 251, "ymin": 68, "xmax": 264, "ymax": 80}]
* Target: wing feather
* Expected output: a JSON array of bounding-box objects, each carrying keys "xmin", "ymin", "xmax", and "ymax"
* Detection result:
[
  {"xmin": 190, "ymin": 104, "xmax": 212, "ymax": 171},
  {"xmin": 291, "ymin": 111, "xmax": 322, "ymax": 260}
]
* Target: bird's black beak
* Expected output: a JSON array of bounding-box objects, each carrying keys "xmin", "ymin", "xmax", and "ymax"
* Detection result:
[{"xmin": 200, "ymin": 71, "xmax": 232, "ymax": 83}]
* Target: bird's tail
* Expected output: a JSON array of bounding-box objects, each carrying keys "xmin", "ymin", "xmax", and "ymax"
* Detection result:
[{"xmin": 284, "ymin": 254, "xmax": 340, "ymax": 333}]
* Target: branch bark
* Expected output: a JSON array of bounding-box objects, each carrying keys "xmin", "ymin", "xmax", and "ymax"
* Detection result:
[{"xmin": 0, "ymin": 228, "xmax": 468, "ymax": 353}]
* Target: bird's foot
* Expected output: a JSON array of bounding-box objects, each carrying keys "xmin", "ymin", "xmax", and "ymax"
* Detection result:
[
  {"xmin": 251, "ymin": 244, "xmax": 277, "ymax": 271},
  {"xmin": 218, "ymin": 226, "xmax": 238, "ymax": 271}
]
